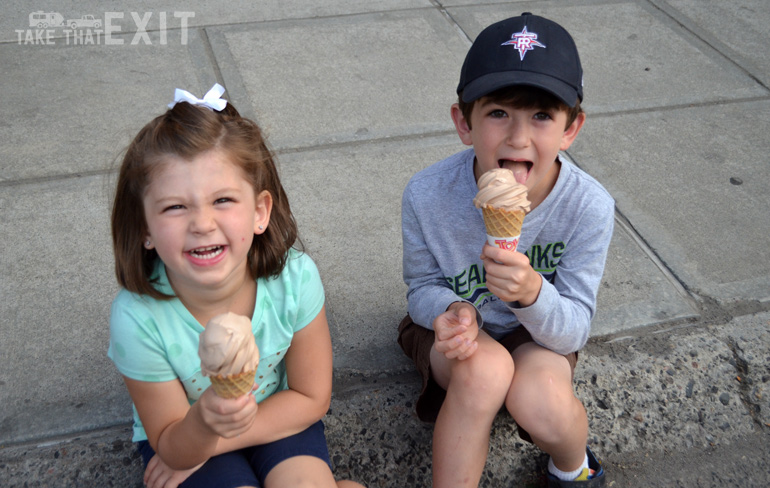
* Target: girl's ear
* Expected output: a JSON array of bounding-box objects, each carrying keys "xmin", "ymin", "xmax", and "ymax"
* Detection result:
[
  {"xmin": 451, "ymin": 103, "xmax": 474, "ymax": 146},
  {"xmin": 560, "ymin": 112, "xmax": 586, "ymax": 151},
  {"xmin": 254, "ymin": 190, "xmax": 273, "ymax": 234},
  {"xmin": 144, "ymin": 237, "xmax": 154, "ymax": 249}
]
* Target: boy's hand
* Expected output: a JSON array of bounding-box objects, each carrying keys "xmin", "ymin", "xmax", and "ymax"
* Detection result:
[
  {"xmin": 481, "ymin": 244, "xmax": 542, "ymax": 307},
  {"xmin": 197, "ymin": 385, "xmax": 258, "ymax": 439},
  {"xmin": 433, "ymin": 301, "xmax": 479, "ymax": 360}
]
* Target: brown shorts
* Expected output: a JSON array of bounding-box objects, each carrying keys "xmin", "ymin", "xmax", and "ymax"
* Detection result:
[{"xmin": 397, "ymin": 314, "xmax": 578, "ymax": 442}]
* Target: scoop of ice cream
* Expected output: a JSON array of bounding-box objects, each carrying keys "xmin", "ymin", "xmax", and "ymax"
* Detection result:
[
  {"xmin": 473, "ymin": 168, "xmax": 531, "ymax": 212},
  {"xmin": 199, "ymin": 312, "xmax": 260, "ymax": 377}
]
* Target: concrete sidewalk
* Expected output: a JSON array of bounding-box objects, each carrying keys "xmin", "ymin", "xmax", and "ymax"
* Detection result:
[{"xmin": 1, "ymin": 0, "xmax": 769, "ymax": 486}]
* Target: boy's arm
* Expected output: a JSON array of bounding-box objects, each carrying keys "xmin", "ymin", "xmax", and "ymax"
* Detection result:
[
  {"xmin": 506, "ymin": 205, "xmax": 614, "ymax": 354},
  {"xmin": 402, "ymin": 185, "xmax": 478, "ymax": 329}
]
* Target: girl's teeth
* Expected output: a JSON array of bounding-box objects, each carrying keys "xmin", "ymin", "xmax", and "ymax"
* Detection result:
[{"xmin": 190, "ymin": 246, "xmax": 223, "ymax": 259}]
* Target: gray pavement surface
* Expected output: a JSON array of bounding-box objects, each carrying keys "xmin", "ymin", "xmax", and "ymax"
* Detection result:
[{"xmin": 1, "ymin": 0, "xmax": 768, "ymax": 486}]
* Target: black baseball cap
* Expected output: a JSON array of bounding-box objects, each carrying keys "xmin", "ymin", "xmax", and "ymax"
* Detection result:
[{"xmin": 457, "ymin": 13, "xmax": 583, "ymax": 107}]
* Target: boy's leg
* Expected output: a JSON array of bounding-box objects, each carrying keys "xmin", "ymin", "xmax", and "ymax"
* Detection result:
[
  {"xmin": 430, "ymin": 331, "xmax": 515, "ymax": 488},
  {"xmin": 505, "ymin": 342, "xmax": 588, "ymax": 472}
]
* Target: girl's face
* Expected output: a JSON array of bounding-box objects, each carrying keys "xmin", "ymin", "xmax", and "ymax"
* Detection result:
[{"xmin": 142, "ymin": 148, "xmax": 271, "ymax": 296}]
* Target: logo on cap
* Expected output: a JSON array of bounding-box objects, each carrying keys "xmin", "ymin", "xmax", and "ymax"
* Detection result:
[{"xmin": 501, "ymin": 26, "xmax": 545, "ymax": 61}]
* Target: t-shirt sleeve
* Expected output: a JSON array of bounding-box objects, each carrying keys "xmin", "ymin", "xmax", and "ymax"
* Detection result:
[
  {"xmin": 108, "ymin": 290, "xmax": 178, "ymax": 382},
  {"xmin": 291, "ymin": 252, "xmax": 326, "ymax": 332}
]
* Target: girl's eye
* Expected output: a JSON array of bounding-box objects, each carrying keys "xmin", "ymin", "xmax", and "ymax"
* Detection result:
[
  {"xmin": 163, "ymin": 204, "xmax": 184, "ymax": 212},
  {"xmin": 214, "ymin": 197, "xmax": 233, "ymax": 205}
]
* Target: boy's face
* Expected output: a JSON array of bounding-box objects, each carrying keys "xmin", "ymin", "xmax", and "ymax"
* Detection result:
[{"xmin": 452, "ymin": 96, "xmax": 585, "ymax": 209}]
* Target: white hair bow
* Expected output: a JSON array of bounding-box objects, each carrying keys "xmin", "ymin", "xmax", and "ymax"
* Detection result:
[{"xmin": 168, "ymin": 83, "xmax": 227, "ymax": 111}]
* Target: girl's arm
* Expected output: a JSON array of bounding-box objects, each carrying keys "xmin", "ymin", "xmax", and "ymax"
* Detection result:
[
  {"xmin": 214, "ymin": 304, "xmax": 333, "ymax": 453},
  {"xmin": 123, "ymin": 305, "xmax": 332, "ymax": 466},
  {"xmin": 123, "ymin": 373, "xmax": 257, "ymax": 470}
]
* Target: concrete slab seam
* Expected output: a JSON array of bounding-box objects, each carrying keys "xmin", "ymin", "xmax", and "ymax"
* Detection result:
[{"xmin": 645, "ymin": 0, "xmax": 770, "ymax": 91}]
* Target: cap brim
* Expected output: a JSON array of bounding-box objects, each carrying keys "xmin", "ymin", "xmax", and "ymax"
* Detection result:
[{"xmin": 461, "ymin": 71, "xmax": 580, "ymax": 107}]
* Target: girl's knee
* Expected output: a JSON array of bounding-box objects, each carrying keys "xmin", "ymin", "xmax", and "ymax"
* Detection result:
[{"xmin": 264, "ymin": 456, "xmax": 337, "ymax": 488}]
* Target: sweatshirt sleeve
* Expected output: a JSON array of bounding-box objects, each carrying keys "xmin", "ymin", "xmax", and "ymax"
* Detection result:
[
  {"xmin": 402, "ymin": 184, "xmax": 469, "ymax": 330},
  {"xmin": 509, "ymin": 200, "xmax": 615, "ymax": 354}
]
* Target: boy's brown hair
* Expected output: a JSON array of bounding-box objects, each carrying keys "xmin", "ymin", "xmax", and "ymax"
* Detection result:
[
  {"xmin": 111, "ymin": 102, "xmax": 299, "ymax": 299},
  {"xmin": 458, "ymin": 85, "xmax": 583, "ymax": 131}
]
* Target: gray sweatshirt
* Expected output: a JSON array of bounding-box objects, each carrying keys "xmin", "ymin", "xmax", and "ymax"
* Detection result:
[{"xmin": 402, "ymin": 148, "xmax": 615, "ymax": 354}]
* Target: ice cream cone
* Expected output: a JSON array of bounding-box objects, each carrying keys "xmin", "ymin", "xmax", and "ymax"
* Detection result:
[
  {"xmin": 474, "ymin": 168, "xmax": 529, "ymax": 252},
  {"xmin": 209, "ymin": 369, "xmax": 256, "ymax": 399},
  {"xmin": 481, "ymin": 206, "xmax": 525, "ymax": 239},
  {"xmin": 199, "ymin": 312, "xmax": 260, "ymax": 399}
]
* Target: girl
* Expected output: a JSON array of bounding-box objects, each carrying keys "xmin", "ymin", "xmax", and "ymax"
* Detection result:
[{"xmin": 108, "ymin": 84, "xmax": 364, "ymax": 488}]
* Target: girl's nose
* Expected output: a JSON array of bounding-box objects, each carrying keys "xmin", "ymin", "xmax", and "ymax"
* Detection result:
[{"xmin": 190, "ymin": 208, "xmax": 216, "ymax": 234}]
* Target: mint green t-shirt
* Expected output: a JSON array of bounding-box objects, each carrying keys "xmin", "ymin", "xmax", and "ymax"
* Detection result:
[{"xmin": 108, "ymin": 249, "xmax": 325, "ymax": 442}]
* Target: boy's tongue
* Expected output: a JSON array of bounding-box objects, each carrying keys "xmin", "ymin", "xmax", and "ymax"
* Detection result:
[{"xmin": 501, "ymin": 160, "xmax": 529, "ymax": 184}]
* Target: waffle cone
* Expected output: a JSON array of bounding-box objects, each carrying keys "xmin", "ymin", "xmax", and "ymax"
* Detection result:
[
  {"xmin": 209, "ymin": 370, "xmax": 256, "ymax": 399},
  {"xmin": 481, "ymin": 206, "xmax": 525, "ymax": 238}
]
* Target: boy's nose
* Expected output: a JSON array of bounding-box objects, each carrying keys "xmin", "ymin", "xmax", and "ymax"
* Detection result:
[{"xmin": 506, "ymin": 123, "xmax": 529, "ymax": 148}]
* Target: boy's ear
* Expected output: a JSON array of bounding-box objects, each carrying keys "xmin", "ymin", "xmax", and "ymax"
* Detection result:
[
  {"xmin": 451, "ymin": 103, "xmax": 474, "ymax": 146},
  {"xmin": 254, "ymin": 190, "xmax": 273, "ymax": 235},
  {"xmin": 560, "ymin": 112, "xmax": 586, "ymax": 151}
]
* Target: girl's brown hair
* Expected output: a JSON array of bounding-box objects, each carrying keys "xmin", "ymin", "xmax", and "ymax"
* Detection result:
[{"xmin": 111, "ymin": 101, "xmax": 299, "ymax": 299}]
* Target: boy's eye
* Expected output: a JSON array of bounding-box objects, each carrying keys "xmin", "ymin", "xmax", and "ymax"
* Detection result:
[
  {"xmin": 533, "ymin": 112, "xmax": 552, "ymax": 121},
  {"xmin": 489, "ymin": 109, "xmax": 507, "ymax": 118}
]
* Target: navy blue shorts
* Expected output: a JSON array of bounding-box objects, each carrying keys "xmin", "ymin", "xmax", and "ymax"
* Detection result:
[{"xmin": 137, "ymin": 420, "xmax": 331, "ymax": 488}]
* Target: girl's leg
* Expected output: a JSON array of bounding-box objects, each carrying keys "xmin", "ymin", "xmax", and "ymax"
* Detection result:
[
  {"xmin": 263, "ymin": 456, "xmax": 365, "ymax": 488},
  {"xmin": 430, "ymin": 331, "xmax": 515, "ymax": 488},
  {"xmin": 251, "ymin": 421, "xmax": 365, "ymax": 488},
  {"xmin": 136, "ymin": 441, "xmax": 258, "ymax": 488},
  {"xmin": 506, "ymin": 342, "xmax": 588, "ymax": 472},
  {"xmin": 336, "ymin": 481, "xmax": 366, "ymax": 488},
  {"xmin": 264, "ymin": 455, "xmax": 338, "ymax": 487}
]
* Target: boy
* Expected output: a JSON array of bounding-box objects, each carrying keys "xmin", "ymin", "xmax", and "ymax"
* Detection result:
[{"xmin": 398, "ymin": 13, "xmax": 613, "ymax": 487}]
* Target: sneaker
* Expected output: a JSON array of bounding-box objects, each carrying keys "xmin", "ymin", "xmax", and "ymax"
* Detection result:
[{"xmin": 546, "ymin": 447, "xmax": 605, "ymax": 487}]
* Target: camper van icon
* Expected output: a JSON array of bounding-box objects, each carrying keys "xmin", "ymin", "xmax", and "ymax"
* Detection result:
[
  {"xmin": 28, "ymin": 12, "xmax": 102, "ymax": 30},
  {"xmin": 29, "ymin": 12, "xmax": 64, "ymax": 29}
]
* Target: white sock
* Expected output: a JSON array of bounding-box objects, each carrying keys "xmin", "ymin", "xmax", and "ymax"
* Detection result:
[{"xmin": 548, "ymin": 453, "xmax": 589, "ymax": 481}]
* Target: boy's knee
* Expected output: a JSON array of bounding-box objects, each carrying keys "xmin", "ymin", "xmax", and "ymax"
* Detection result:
[
  {"xmin": 448, "ymin": 347, "xmax": 514, "ymax": 408},
  {"xmin": 506, "ymin": 375, "xmax": 581, "ymax": 443}
]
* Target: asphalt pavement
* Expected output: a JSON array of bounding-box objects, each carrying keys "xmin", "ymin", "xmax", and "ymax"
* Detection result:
[{"xmin": 1, "ymin": 1, "xmax": 769, "ymax": 486}]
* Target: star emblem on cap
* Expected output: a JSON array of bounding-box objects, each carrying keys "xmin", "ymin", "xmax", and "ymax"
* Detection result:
[{"xmin": 501, "ymin": 26, "xmax": 546, "ymax": 60}]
